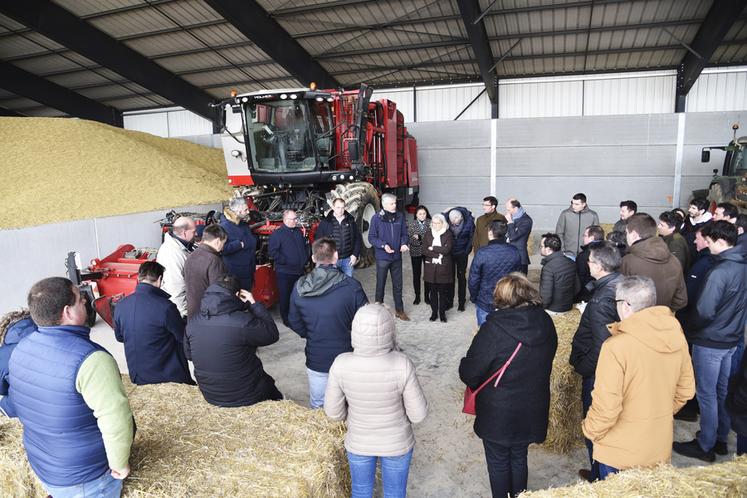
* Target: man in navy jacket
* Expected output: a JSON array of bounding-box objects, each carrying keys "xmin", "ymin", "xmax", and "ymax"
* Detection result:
[
  {"xmin": 114, "ymin": 261, "xmax": 193, "ymax": 386},
  {"xmin": 505, "ymin": 198, "xmax": 534, "ymax": 274},
  {"xmin": 269, "ymin": 209, "xmax": 310, "ymax": 326},
  {"xmin": 220, "ymin": 197, "xmax": 258, "ymax": 292},
  {"xmin": 368, "ymin": 193, "xmax": 410, "ymax": 320},
  {"xmin": 446, "ymin": 206, "xmax": 475, "ymax": 311},
  {"xmin": 288, "ymin": 237, "xmax": 368, "ymax": 408}
]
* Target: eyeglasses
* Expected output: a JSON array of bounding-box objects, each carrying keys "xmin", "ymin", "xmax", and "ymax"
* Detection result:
[
  {"xmin": 286, "ymin": 217, "xmax": 298, "ymax": 222},
  {"xmin": 615, "ymin": 299, "xmax": 629, "ymax": 306}
]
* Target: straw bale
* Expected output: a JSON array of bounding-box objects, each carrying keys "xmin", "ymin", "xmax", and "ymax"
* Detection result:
[
  {"xmin": 542, "ymin": 309, "xmax": 584, "ymax": 454},
  {"xmin": 599, "ymin": 224, "xmax": 615, "ymax": 237},
  {"xmin": 0, "ymin": 378, "xmax": 349, "ymax": 497},
  {"xmin": 520, "ymin": 456, "xmax": 747, "ymax": 497},
  {"xmin": 0, "ymin": 117, "xmax": 232, "ymax": 229}
]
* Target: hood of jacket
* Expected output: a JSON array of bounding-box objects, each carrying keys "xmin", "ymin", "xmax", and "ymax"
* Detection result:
[
  {"xmin": 608, "ymin": 306, "xmax": 685, "ymax": 354},
  {"xmin": 2, "ymin": 317, "xmax": 36, "ymax": 346},
  {"xmin": 350, "ymin": 304, "xmax": 395, "ymax": 356},
  {"xmin": 541, "ymin": 250, "xmax": 565, "ymax": 266},
  {"xmin": 487, "ymin": 305, "xmax": 552, "ymax": 347},
  {"xmin": 628, "ymin": 236, "xmax": 673, "ymax": 264},
  {"xmin": 199, "ymin": 283, "xmax": 244, "ymax": 317},
  {"xmin": 716, "ymin": 246, "xmax": 747, "ymax": 264},
  {"xmin": 295, "ymin": 265, "xmax": 347, "ymax": 297}
]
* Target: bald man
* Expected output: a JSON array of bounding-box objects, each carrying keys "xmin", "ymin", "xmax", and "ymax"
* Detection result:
[{"xmin": 157, "ymin": 216, "xmax": 196, "ymax": 317}]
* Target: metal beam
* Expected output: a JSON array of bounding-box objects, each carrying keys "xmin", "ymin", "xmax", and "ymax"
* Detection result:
[
  {"xmin": 204, "ymin": 0, "xmax": 338, "ymax": 89},
  {"xmin": 675, "ymin": 0, "xmax": 747, "ymax": 112},
  {"xmin": 0, "ymin": 106, "xmax": 26, "ymax": 117},
  {"xmin": 0, "ymin": 0, "xmax": 219, "ymax": 128},
  {"xmin": 0, "ymin": 60, "xmax": 122, "ymax": 125},
  {"xmin": 457, "ymin": 0, "xmax": 498, "ymax": 113}
]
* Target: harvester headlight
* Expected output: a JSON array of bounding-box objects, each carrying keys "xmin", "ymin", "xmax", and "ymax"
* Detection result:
[
  {"xmin": 331, "ymin": 175, "xmax": 337, "ymax": 181},
  {"xmin": 231, "ymin": 150, "xmax": 242, "ymax": 158},
  {"xmin": 290, "ymin": 94, "xmax": 297, "ymax": 100},
  {"xmin": 316, "ymin": 97, "xmax": 323, "ymax": 102},
  {"xmin": 242, "ymin": 97, "xmax": 248, "ymax": 103},
  {"xmin": 349, "ymin": 175, "xmax": 354, "ymax": 180},
  {"xmin": 280, "ymin": 93, "xmax": 287, "ymax": 99},
  {"xmin": 327, "ymin": 97, "xmax": 334, "ymax": 102}
]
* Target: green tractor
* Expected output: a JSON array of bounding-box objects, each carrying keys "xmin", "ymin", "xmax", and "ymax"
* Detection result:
[{"xmin": 699, "ymin": 123, "xmax": 747, "ymax": 214}]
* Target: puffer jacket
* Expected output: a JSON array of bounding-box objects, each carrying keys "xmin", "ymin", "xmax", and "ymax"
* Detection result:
[
  {"xmin": 445, "ymin": 207, "xmax": 475, "ymax": 256},
  {"xmin": 156, "ymin": 232, "xmax": 193, "ymax": 316},
  {"xmin": 620, "ymin": 236, "xmax": 687, "ymax": 311},
  {"xmin": 540, "ymin": 251, "xmax": 580, "ymax": 312},
  {"xmin": 468, "ymin": 239, "xmax": 521, "ymax": 312},
  {"xmin": 685, "ymin": 247, "xmax": 747, "ymax": 349},
  {"xmin": 315, "ymin": 211, "xmax": 361, "ymax": 260},
  {"xmin": 459, "ymin": 305, "xmax": 557, "ymax": 445},
  {"xmin": 0, "ymin": 317, "xmax": 36, "ymax": 417},
  {"xmin": 582, "ymin": 306, "xmax": 695, "ymax": 470},
  {"xmin": 575, "ymin": 240, "xmax": 605, "ymax": 302},
  {"xmin": 422, "ymin": 227, "xmax": 454, "ymax": 284},
  {"xmin": 569, "ymin": 273, "xmax": 622, "ymax": 378},
  {"xmin": 325, "ymin": 304, "xmax": 428, "ymax": 457},
  {"xmin": 555, "ymin": 206, "xmax": 600, "ymax": 256},
  {"xmin": 407, "ymin": 219, "xmax": 430, "ymax": 258}
]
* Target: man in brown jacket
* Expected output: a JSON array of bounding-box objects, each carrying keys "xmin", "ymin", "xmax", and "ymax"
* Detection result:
[
  {"xmin": 473, "ymin": 196, "xmax": 507, "ymax": 252},
  {"xmin": 621, "ymin": 213, "xmax": 687, "ymax": 311},
  {"xmin": 582, "ymin": 275, "xmax": 695, "ymax": 479},
  {"xmin": 184, "ymin": 224, "xmax": 228, "ymax": 318}
]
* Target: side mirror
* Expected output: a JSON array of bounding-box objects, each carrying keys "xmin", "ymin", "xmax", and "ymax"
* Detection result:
[
  {"xmin": 347, "ymin": 141, "xmax": 360, "ymax": 162},
  {"xmin": 701, "ymin": 149, "xmax": 710, "ymax": 162}
]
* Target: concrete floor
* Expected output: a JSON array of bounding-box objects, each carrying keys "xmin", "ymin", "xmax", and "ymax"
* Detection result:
[{"xmin": 91, "ymin": 258, "xmax": 736, "ymax": 497}]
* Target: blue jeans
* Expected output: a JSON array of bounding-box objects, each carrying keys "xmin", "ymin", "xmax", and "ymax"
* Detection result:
[
  {"xmin": 336, "ymin": 257, "xmax": 354, "ymax": 277},
  {"xmin": 731, "ymin": 337, "xmax": 745, "ymax": 379},
  {"xmin": 42, "ymin": 471, "xmax": 123, "ymax": 498},
  {"xmin": 598, "ymin": 463, "xmax": 619, "ymax": 480},
  {"xmin": 581, "ymin": 376, "xmax": 600, "ymax": 481},
  {"xmin": 692, "ymin": 345, "xmax": 736, "ymax": 451},
  {"xmin": 476, "ymin": 307, "xmax": 490, "ymax": 327},
  {"xmin": 375, "ymin": 258, "xmax": 404, "ymax": 312},
  {"xmin": 347, "ymin": 448, "xmax": 413, "ymax": 498},
  {"xmin": 307, "ymin": 368, "xmax": 329, "ymax": 409}
]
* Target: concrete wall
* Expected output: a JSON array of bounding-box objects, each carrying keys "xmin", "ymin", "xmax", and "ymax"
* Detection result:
[
  {"xmin": 409, "ymin": 110, "xmax": 746, "ymax": 230},
  {"xmin": 0, "ymin": 204, "xmax": 221, "ymax": 311}
]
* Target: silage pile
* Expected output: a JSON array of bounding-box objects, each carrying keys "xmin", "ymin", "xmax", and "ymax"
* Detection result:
[
  {"xmin": 520, "ymin": 456, "xmax": 747, "ymax": 497},
  {"xmin": 0, "ymin": 379, "xmax": 350, "ymax": 497},
  {"xmin": 0, "ymin": 117, "xmax": 232, "ymax": 229}
]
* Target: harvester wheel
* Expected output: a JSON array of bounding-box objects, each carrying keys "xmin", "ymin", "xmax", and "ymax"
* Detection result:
[{"xmin": 333, "ymin": 182, "xmax": 380, "ymax": 268}]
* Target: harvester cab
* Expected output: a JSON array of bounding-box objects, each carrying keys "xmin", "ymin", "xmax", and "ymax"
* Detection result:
[{"xmin": 699, "ymin": 123, "xmax": 747, "ymax": 212}]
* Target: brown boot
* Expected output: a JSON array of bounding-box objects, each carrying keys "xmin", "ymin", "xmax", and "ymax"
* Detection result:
[{"xmin": 395, "ymin": 310, "xmax": 410, "ymax": 321}]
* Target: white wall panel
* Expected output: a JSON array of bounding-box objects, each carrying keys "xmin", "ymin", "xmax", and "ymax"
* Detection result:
[
  {"xmin": 123, "ymin": 112, "xmax": 169, "ymax": 137},
  {"xmin": 415, "ymin": 84, "xmax": 490, "ymax": 122},
  {"xmin": 687, "ymin": 67, "xmax": 747, "ymax": 112},
  {"xmin": 166, "ymin": 109, "xmax": 213, "ymax": 137},
  {"xmin": 371, "ymin": 88, "xmax": 415, "ymax": 122},
  {"xmin": 498, "ymin": 80, "xmax": 583, "ymax": 118},
  {"xmin": 584, "ymin": 75, "xmax": 675, "ymax": 115}
]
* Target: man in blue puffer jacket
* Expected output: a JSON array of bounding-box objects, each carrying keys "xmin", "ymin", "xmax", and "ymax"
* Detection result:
[
  {"xmin": 0, "ymin": 312, "xmax": 36, "ymax": 417},
  {"xmin": 468, "ymin": 220, "xmax": 521, "ymax": 325},
  {"xmin": 446, "ymin": 206, "xmax": 475, "ymax": 311},
  {"xmin": 220, "ymin": 197, "xmax": 258, "ymax": 292}
]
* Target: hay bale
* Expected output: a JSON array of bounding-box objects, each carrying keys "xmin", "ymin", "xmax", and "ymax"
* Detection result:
[
  {"xmin": 599, "ymin": 224, "xmax": 615, "ymax": 237},
  {"xmin": 519, "ymin": 456, "xmax": 747, "ymax": 497},
  {"xmin": 0, "ymin": 117, "xmax": 232, "ymax": 229},
  {"xmin": 0, "ymin": 379, "xmax": 349, "ymax": 497},
  {"xmin": 543, "ymin": 309, "xmax": 584, "ymax": 454}
]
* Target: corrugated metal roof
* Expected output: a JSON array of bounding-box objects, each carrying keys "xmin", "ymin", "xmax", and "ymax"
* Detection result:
[{"xmin": 1, "ymin": 0, "xmax": 745, "ymax": 117}]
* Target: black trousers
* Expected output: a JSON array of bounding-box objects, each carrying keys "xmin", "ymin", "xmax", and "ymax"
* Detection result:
[
  {"xmin": 375, "ymin": 258, "xmax": 404, "ymax": 312},
  {"xmin": 448, "ymin": 253, "xmax": 469, "ymax": 307},
  {"xmin": 483, "ymin": 440, "xmax": 529, "ymax": 498},
  {"xmin": 428, "ymin": 282, "xmax": 449, "ymax": 317},
  {"xmin": 276, "ymin": 272, "xmax": 302, "ymax": 323},
  {"xmin": 410, "ymin": 256, "xmax": 431, "ymax": 301}
]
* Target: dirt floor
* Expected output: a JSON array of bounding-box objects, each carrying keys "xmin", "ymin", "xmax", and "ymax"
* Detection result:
[{"xmin": 92, "ymin": 257, "xmax": 737, "ymax": 497}]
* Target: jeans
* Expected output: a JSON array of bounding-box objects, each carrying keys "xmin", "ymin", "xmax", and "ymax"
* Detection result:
[
  {"xmin": 336, "ymin": 257, "xmax": 354, "ymax": 277},
  {"xmin": 482, "ymin": 440, "xmax": 528, "ymax": 498},
  {"xmin": 410, "ymin": 256, "xmax": 431, "ymax": 301},
  {"xmin": 738, "ymin": 434, "xmax": 747, "ymax": 456},
  {"xmin": 692, "ymin": 344, "xmax": 736, "ymax": 451},
  {"xmin": 375, "ymin": 258, "xmax": 404, "ymax": 312},
  {"xmin": 276, "ymin": 272, "xmax": 302, "ymax": 323},
  {"xmin": 581, "ymin": 376, "xmax": 600, "ymax": 480},
  {"xmin": 42, "ymin": 471, "xmax": 123, "ymax": 498},
  {"xmin": 347, "ymin": 448, "xmax": 413, "ymax": 498},
  {"xmin": 598, "ymin": 463, "xmax": 619, "ymax": 480},
  {"xmin": 428, "ymin": 282, "xmax": 449, "ymax": 318},
  {"xmin": 476, "ymin": 307, "xmax": 490, "ymax": 327},
  {"xmin": 731, "ymin": 336, "xmax": 745, "ymax": 379},
  {"xmin": 448, "ymin": 253, "xmax": 469, "ymax": 307},
  {"xmin": 307, "ymin": 368, "xmax": 329, "ymax": 409}
]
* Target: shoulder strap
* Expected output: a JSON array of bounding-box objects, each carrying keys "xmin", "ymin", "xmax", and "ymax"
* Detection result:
[{"xmin": 473, "ymin": 342, "xmax": 523, "ymax": 395}]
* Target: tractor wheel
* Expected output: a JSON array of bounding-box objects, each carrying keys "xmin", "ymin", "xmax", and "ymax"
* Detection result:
[{"xmin": 332, "ymin": 182, "xmax": 380, "ymax": 268}]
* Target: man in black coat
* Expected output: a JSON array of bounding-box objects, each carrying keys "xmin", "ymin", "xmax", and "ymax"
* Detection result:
[
  {"xmin": 539, "ymin": 233, "xmax": 580, "ymax": 313},
  {"xmin": 314, "ymin": 198, "xmax": 361, "ymax": 277},
  {"xmin": 185, "ymin": 276, "xmax": 282, "ymax": 407},
  {"xmin": 575, "ymin": 225, "xmax": 605, "ymax": 302},
  {"xmin": 114, "ymin": 262, "xmax": 193, "ymax": 386},
  {"xmin": 288, "ymin": 238, "xmax": 368, "ymax": 408},
  {"xmin": 569, "ymin": 242, "xmax": 622, "ymax": 482},
  {"xmin": 268, "ymin": 209, "xmax": 311, "ymax": 326},
  {"xmin": 504, "ymin": 198, "xmax": 533, "ymax": 274}
]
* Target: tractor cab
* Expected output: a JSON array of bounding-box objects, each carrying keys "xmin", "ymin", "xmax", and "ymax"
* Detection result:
[{"xmin": 699, "ymin": 123, "xmax": 747, "ymax": 210}]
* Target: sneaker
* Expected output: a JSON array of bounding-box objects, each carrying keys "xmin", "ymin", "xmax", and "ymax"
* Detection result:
[
  {"xmin": 429, "ymin": 313, "xmax": 437, "ymax": 322},
  {"xmin": 673, "ymin": 439, "xmax": 715, "ymax": 462},
  {"xmin": 395, "ymin": 310, "xmax": 411, "ymax": 321},
  {"xmin": 457, "ymin": 304, "xmax": 465, "ymax": 312},
  {"xmin": 413, "ymin": 297, "xmax": 420, "ymax": 305}
]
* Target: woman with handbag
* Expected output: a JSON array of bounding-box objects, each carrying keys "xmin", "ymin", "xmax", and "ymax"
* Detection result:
[
  {"xmin": 422, "ymin": 214, "xmax": 454, "ymax": 322},
  {"xmin": 459, "ymin": 273, "xmax": 557, "ymax": 498},
  {"xmin": 407, "ymin": 206, "xmax": 431, "ymax": 305},
  {"xmin": 324, "ymin": 303, "xmax": 428, "ymax": 498}
]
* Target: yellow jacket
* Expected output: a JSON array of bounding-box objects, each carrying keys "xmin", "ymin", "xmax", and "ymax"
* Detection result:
[{"xmin": 582, "ymin": 306, "xmax": 695, "ymax": 469}]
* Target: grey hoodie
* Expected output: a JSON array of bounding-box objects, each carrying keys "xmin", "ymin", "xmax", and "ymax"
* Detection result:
[{"xmin": 555, "ymin": 205, "xmax": 600, "ymax": 256}]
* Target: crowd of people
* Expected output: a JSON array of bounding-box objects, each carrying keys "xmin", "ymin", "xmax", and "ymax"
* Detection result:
[{"xmin": 0, "ymin": 190, "xmax": 746, "ymax": 498}]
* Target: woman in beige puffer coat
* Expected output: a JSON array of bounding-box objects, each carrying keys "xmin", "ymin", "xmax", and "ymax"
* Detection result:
[{"xmin": 324, "ymin": 303, "xmax": 428, "ymax": 498}]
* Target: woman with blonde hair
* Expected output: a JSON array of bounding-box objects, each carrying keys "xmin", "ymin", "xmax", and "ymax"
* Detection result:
[
  {"xmin": 459, "ymin": 273, "xmax": 557, "ymax": 497},
  {"xmin": 422, "ymin": 214, "xmax": 454, "ymax": 322}
]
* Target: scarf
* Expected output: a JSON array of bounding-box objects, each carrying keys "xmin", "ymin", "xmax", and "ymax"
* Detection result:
[{"xmin": 430, "ymin": 224, "xmax": 448, "ymax": 264}]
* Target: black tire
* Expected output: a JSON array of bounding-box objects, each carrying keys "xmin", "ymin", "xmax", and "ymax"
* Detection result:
[{"xmin": 332, "ymin": 182, "xmax": 380, "ymax": 268}]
